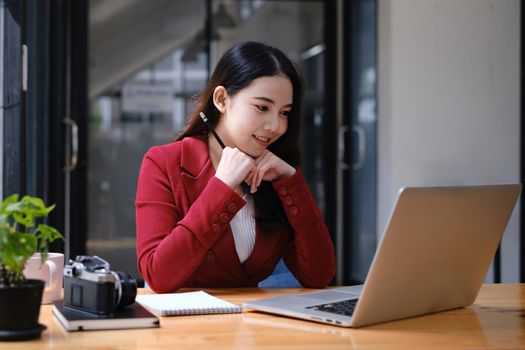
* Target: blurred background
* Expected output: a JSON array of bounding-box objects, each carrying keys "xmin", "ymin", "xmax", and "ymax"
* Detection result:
[
  {"xmin": 85, "ymin": 0, "xmax": 377, "ymax": 286},
  {"xmin": 0, "ymin": 0, "xmax": 521, "ymax": 285}
]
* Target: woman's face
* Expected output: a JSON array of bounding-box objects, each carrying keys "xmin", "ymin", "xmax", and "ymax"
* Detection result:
[{"xmin": 215, "ymin": 74, "xmax": 293, "ymax": 158}]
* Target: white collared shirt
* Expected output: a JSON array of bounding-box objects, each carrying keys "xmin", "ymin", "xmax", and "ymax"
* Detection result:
[{"xmin": 230, "ymin": 194, "xmax": 256, "ymax": 263}]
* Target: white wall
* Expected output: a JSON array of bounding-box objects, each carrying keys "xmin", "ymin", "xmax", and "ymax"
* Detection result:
[{"xmin": 378, "ymin": 0, "xmax": 520, "ymax": 281}]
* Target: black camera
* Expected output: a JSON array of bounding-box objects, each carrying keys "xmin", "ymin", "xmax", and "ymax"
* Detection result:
[{"xmin": 63, "ymin": 255, "xmax": 137, "ymax": 315}]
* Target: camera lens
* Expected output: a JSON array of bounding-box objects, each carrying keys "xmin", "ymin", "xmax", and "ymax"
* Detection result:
[{"xmin": 113, "ymin": 271, "xmax": 137, "ymax": 309}]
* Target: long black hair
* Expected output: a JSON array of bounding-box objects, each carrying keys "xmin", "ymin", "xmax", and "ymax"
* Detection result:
[{"xmin": 178, "ymin": 41, "xmax": 303, "ymax": 231}]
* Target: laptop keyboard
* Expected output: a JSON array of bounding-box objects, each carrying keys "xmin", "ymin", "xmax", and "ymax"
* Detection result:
[{"xmin": 306, "ymin": 299, "xmax": 358, "ymax": 317}]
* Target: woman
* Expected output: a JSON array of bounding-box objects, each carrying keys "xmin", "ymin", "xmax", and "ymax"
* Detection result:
[{"xmin": 136, "ymin": 41, "xmax": 335, "ymax": 293}]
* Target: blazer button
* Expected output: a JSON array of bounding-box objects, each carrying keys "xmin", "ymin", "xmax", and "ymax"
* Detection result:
[
  {"xmin": 212, "ymin": 223, "xmax": 222, "ymax": 233},
  {"xmin": 227, "ymin": 203, "xmax": 238, "ymax": 213},
  {"xmin": 206, "ymin": 251, "xmax": 215, "ymax": 263},
  {"xmin": 279, "ymin": 186, "xmax": 288, "ymax": 196},
  {"xmin": 289, "ymin": 206, "xmax": 299, "ymax": 216},
  {"xmin": 284, "ymin": 196, "xmax": 293, "ymax": 206},
  {"xmin": 219, "ymin": 213, "xmax": 229, "ymax": 223}
]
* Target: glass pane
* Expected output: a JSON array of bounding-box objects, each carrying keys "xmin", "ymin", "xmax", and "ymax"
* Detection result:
[
  {"xmin": 87, "ymin": 1, "xmax": 207, "ymax": 280},
  {"xmin": 87, "ymin": 0, "xmax": 327, "ymax": 286},
  {"xmin": 348, "ymin": 0, "xmax": 378, "ymax": 283}
]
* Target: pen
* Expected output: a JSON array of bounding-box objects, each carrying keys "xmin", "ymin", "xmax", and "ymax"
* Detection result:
[
  {"xmin": 200, "ymin": 112, "xmax": 226, "ymax": 149},
  {"xmin": 200, "ymin": 112, "xmax": 251, "ymax": 193}
]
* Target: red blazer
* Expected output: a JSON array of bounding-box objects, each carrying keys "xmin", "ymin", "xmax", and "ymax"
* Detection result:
[{"xmin": 136, "ymin": 136, "xmax": 336, "ymax": 293}]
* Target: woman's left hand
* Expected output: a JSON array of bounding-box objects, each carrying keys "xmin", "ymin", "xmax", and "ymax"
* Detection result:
[{"xmin": 248, "ymin": 150, "xmax": 296, "ymax": 193}]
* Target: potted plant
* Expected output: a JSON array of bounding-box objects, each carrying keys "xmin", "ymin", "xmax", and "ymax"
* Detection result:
[{"xmin": 0, "ymin": 194, "xmax": 63, "ymax": 341}]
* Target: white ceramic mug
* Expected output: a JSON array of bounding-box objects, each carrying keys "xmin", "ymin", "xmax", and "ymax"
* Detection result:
[{"xmin": 23, "ymin": 252, "xmax": 64, "ymax": 304}]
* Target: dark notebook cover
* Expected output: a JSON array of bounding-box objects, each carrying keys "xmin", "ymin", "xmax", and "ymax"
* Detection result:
[{"xmin": 52, "ymin": 301, "xmax": 160, "ymax": 331}]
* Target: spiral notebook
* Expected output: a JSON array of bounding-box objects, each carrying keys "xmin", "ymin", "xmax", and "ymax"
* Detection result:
[{"xmin": 135, "ymin": 291, "xmax": 243, "ymax": 316}]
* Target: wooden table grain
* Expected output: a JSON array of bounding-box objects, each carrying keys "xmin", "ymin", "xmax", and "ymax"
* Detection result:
[{"xmin": 2, "ymin": 284, "xmax": 524, "ymax": 349}]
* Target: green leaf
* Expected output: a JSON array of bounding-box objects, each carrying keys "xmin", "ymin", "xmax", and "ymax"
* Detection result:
[
  {"xmin": 12, "ymin": 211, "xmax": 35, "ymax": 228},
  {"xmin": 0, "ymin": 225, "xmax": 8, "ymax": 245},
  {"xmin": 21, "ymin": 195, "xmax": 54, "ymax": 217},
  {"xmin": 0, "ymin": 194, "xmax": 19, "ymax": 215},
  {"xmin": 3, "ymin": 233, "xmax": 37, "ymax": 273},
  {"xmin": 0, "ymin": 213, "xmax": 8, "ymax": 225},
  {"xmin": 36, "ymin": 224, "xmax": 63, "ymax": 255},
  {"xmin": 37, "ymin": 224, "xmax": 63, "ymax": 242},
  {"xmin": 7, "ymin": 195, "xmax": 52, "ymax": 213}
]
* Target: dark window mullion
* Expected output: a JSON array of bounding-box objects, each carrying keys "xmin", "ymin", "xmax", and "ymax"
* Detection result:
[{"xmin": 2, "ymin": 0, "xmax": 24, "ymax": 197}]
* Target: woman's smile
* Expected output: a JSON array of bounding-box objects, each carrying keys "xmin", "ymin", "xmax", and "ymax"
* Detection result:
[{"xmin": 253, "ymin": 134, "xmax": 271, "ymax": 147}]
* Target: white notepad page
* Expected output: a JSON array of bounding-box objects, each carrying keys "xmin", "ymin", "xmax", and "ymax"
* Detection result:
[{"xmin": 136, "ymin": 291, "xmax": 243, "ymax": 316}]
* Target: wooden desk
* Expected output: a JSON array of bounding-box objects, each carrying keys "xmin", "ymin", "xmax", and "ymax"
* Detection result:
[{"xmin": 2, "ymin": 284, "xmax": 524, "ymax": 349}]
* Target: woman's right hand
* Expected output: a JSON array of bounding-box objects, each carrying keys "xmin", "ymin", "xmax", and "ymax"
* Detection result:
[{"xmin": 214, "ymin": 147, "xmax": 255, "ymax": 189}]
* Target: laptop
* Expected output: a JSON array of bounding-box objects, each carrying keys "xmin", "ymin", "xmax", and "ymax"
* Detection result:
[{"xmin": 243, "ymin": 184, "xmax": 522, "ymax": 327}]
